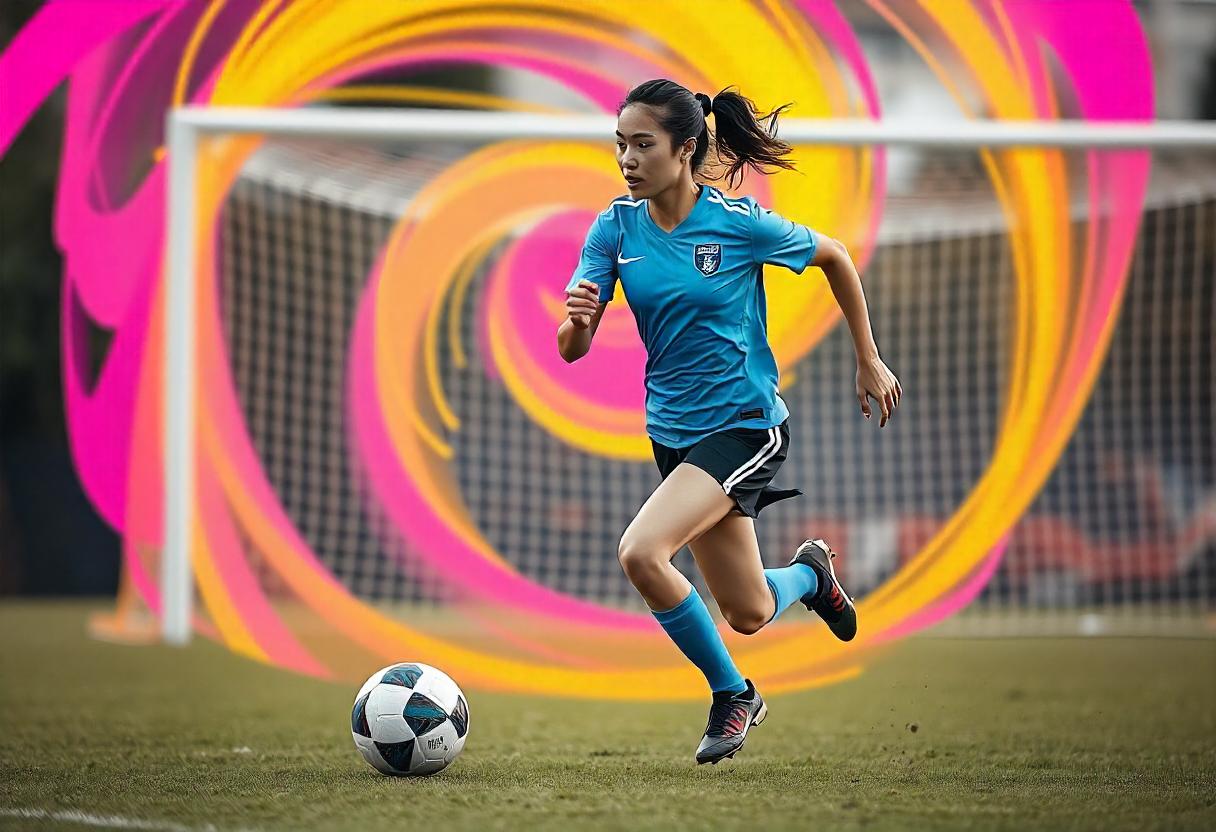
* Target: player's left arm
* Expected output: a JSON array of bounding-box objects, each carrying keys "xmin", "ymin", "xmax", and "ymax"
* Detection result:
[{"xmin": 811, "ymin": 236, "xmax": 903, "ymax": 427}]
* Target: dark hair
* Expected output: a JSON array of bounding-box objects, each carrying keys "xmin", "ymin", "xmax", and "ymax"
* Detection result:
[{"xmin": 618, "ymin": 79, "xmax": 796, "ymax": 189}]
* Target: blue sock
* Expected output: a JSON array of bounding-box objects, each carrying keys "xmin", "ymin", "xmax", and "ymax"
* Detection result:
[
  {"xmin": 763, "ymin": 563, "xmax": 819, "ymax": 624},
  {"xmin": 653, "ymin": 589, "xmax": 747, "ymax": 695}
]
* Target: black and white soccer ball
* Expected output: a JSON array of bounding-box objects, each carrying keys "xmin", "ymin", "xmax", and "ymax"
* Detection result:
[{"xmin": 350, "ymin": 663, "xmax": 469, "ymax": 776}]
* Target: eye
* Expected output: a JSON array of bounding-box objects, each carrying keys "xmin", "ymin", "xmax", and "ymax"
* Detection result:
[
  {"xmin": 638, "ymin": 142, "xmax": 651, "ymax": 149},
  {"xmin": 616, "ymin": 141, "xmax": 625, "ymax": 150}
]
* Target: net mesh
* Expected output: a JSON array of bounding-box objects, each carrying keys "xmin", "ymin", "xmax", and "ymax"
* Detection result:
[{"xmin": 207, "ymin": 136, "xmax": 1215, "ymax": 637}]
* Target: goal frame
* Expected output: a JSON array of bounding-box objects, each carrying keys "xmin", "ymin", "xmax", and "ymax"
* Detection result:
[{"xmin": 162, "ymin": 106, "xmax": 1216, "ymax": 644}]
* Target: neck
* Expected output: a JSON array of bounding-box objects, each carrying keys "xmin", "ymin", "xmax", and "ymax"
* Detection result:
[{"xmin": 647, "ymin": 176, "xmax": 701, "ymax": 232}]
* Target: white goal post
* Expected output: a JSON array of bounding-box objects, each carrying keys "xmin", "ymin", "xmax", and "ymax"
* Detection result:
[{"xmin": 162, "ymin": 107, "xmax": 1216, "ymax": 645}]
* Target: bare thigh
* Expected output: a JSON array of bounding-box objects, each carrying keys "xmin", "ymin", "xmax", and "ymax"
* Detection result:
[
  {"xmin": 621, "ymin": 463, "xmax": 735, "ymax": 556},
  {"xmin": 689, "ymin": 513, "xmax": 773, "ymax": 632}
]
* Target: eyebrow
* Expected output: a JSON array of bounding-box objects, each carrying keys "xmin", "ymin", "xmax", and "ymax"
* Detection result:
[{"xmin": 615, "ymin": 131, "xmax": 656, "ymax": 139}]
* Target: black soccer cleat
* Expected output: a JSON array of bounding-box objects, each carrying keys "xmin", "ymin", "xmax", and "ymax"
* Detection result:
[
  {"xmin": 790, "ymin": 538, "xmax": 858, "ymax": 641},
  {"xmin": 695, "ymin": 679, "xmax": 767, "ymax": 765}
]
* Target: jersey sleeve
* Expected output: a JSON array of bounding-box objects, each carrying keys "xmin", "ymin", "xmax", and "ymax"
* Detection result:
[
  {"xmin": 564, "ymin": 212, "xmax": 619, "ymax": 303},
  {"xmin": 749, "ymin": 202, "xmax": 818, "ymax": 274}
]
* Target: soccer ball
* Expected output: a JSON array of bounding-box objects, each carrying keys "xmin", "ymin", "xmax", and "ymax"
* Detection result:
[{"xmin": 350, "ymin": 662, "xmax": 469, "ymax": 776}]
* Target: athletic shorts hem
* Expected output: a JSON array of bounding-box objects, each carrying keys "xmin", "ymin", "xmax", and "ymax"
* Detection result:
[{"xmin": 651, "ymin": 420, "xmax": 801, "ymax": 518}]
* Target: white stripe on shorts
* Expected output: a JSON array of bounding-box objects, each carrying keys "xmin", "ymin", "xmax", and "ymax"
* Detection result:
[{"xmin": 723, "ymin": 426, "xmax": 781, "ymax": 495}]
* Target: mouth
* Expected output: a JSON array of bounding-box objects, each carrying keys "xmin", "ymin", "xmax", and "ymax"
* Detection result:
[{"xmin": 624, "ymin": 176, "xmax": 643, "ymax": 189}]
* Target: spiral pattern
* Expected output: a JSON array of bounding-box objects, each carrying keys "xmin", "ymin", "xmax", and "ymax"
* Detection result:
[{"xmin": 0, "ymin": 0, "xmax": 1152, "ymax": 698}]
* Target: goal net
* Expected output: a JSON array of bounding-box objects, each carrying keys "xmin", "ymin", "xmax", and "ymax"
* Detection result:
[{"xmin": 143, "ymin": 109, "xmax": 1214, "ymax": 692}]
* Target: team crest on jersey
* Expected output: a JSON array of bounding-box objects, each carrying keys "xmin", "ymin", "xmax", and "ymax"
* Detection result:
[{"xmin": 694, "ymin": 243, "xmax": 721, "ymax": 276}]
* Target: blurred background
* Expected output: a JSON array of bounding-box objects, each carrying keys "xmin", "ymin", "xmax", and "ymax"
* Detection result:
[
  {"xmin": 2, "ymin": 0, "xmax": 1215, "ymax": 678},
  {"xmin": 2, "ymin": 2, "xmax": 1214, "ymax": 828}
]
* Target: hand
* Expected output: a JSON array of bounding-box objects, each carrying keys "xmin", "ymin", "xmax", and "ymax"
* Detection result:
[
  {"xmin": 565, "ymin": 279, "xmax": 600, "ymax": 330},
  {"xmin": 856, "ymin": 355, "xmax": 902, "ymax": 427}
]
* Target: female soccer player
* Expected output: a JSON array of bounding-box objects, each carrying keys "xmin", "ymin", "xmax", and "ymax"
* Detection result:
[{"xmin": 558, "ymin": 80, "xmax": 901, "ymax": 764}]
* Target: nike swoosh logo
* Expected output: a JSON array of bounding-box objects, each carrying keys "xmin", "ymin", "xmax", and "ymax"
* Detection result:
[{"xmin": 617, "ymin": 254, "xmax": 645, "ymax": 264}]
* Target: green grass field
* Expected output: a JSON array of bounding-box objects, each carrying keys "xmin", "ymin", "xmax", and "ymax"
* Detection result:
[{"xmin": 1, "ymin": 602, "xmax": 1213, "ymax": 831}]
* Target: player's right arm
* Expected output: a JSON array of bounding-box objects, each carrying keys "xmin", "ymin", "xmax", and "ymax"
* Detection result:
[
  {"xmin": 557, "ymin": 209, "xmax": 619, "ymax": 363},
  {"xmin": 558, "ymin": 281, "xmax": 607, "ymax": 362}
]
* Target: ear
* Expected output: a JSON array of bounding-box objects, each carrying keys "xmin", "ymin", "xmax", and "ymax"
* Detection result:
[{"xmin": 680, "ymin": 137, "xmax": 697, "ymax": 162}]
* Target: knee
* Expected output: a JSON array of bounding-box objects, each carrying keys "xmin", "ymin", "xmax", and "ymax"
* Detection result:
[
  {"xmin": 722, "ymin": 606, "xmax": 769, "ymax": 636},
  {"xmin": 617, "ymin": 538, "xmax": 665, "ymax": 583}
]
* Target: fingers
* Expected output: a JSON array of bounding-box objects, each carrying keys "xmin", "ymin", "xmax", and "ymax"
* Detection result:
[
  {"xmin": 565, "ymin": 307, "xmax": 596, "ymax": 328},
  {"xmin": 566, "ymin": 287, "xmax": 599, "ymax": 317},
  {"xmin": 570, "ymin": 280, "xmax": 600, "ymax": 301},
  {"xmin": 566, "ymin": 281, "xmax": 599, "ymax": 330},
  {"xmin": 861, "ymin": 386, "xmax": 895, "ymax": 428},
  {"xmin": 857, "ymin": 361, "xmax": 903, "ymax": 427},
  {"xmin": 881, "ymin": 373, "xmax": 904, "ymax": 427},
  {"xmin": 566, "ymin": 289, "xmax": 599, "ymax": 306},
  {"xmin": 566, "ymin": 296, "xmax": 598, "ymax": 314},
  {"xmin": 564, "ymin": 280, "xmax": 598, "ymax": 321}
]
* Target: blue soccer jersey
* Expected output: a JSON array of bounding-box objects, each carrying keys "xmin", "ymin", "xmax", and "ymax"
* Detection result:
[{"xmin": 564, "ymin": 184, "xmax": 819, "ymax": 448}]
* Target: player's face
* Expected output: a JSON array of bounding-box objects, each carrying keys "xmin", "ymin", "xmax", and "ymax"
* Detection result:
[{"xmin": 615, "ymin": 105, "xmax": 691, "ymax": 198}]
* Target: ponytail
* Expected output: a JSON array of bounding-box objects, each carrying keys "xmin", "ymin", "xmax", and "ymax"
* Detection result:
[{"xmin": 700, "ymin": 87, "xmax": 797, "ymax": 189}]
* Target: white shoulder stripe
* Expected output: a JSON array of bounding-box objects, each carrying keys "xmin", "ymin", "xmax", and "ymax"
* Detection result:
[
  {"xmin": 709, "ymin": 187, "xmax": 749, "ymax": 206},
  {"xmin": 610, "ymin": 199, "xmax": 646, "ymax": 208},
  {"xmin": 707, "ymin": 192, "xmax": 750, "ymax": 216}
]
